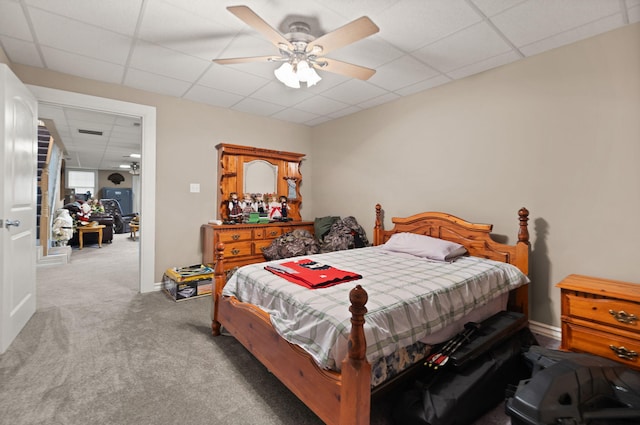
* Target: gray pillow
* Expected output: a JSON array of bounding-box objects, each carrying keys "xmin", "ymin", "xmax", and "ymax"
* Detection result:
[{"xmin": 314, "ymin": 216, "xmax": 340, "ymax": 241}]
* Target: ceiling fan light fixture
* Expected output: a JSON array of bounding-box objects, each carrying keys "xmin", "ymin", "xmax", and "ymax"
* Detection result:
[
  {"xmin": 297, "ymin": 61, "xmax": 322, "ymax": 87},
  {"xmin": 274, "ymin": 62, "xmax": 300, "ymax": 88},
  {"xmin": 275, "ymin": 60, "xmax": 321, "ymax": 88}
]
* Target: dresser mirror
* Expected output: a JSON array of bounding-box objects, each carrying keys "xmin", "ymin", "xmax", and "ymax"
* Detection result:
[
  {"xmin": 243, "ymin": 160, "xmax": 277, "ymax": 196},
  {"xmin": 216, "ymin": 143, "xmax": 305, "ymax": 221}
]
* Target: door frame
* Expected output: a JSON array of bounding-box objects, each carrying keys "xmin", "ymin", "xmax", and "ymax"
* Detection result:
[{"xmin": 28, "ymin": 85, "xmax": 157, "ymax": 293}]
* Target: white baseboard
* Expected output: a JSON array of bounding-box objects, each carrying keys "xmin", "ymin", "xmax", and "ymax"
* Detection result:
[{"xmin": 529, "ymin": 320, "xmax": 561, "ymax": 341}]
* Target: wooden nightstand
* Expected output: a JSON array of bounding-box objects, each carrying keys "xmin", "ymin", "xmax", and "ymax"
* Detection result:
[{"xmin": 557, "ymin": 274, "xmax": 640, "ymax": 370}]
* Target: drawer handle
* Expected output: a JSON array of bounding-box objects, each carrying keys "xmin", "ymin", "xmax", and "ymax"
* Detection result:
[
  {"xmin": 269, "ymin": 231, "xmax": 278, "ymax": 236},
  {"xmin": 609, "ymin": 345, "xmax": 638, "ymax": 361},
  {"xmin": 232, "ymin": 234, "xmax": 240, "ymax": 240},
  {"xmin": 609, "ymin": 309, "xmax": 638, "ymax": 324},
  {"xmin": 230, "ymin": 248, "xmax": 240, "ymax": 255}
]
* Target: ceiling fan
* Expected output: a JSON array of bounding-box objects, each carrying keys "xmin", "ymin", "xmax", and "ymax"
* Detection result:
[{"xmin": 213, "ymin": 6, "xmax": 380, "ymax": 88}]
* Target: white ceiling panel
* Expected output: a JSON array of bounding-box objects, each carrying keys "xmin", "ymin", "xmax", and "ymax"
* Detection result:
[
  {"xmin": 0, "ymin": 0, "xmax": 34, "ymax": 41},
  {"xmin": 24, "ymin": 0, "xmax": 143, "ymax": 36},
  {"xmin": 2, "ymin": 0, "xmax": 634, "ymax": 169},
  {"xmin": 183, "ymin": 84, "xmax": 245, "ymax": 109},
  {"xmin": 29, "ymin": 8, "xmax": 132, "ymax": 65}
]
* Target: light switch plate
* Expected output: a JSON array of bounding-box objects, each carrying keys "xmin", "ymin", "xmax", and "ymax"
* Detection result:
[{"xmin": 190, "ymin": 183, "xmax": 200, "ymax": 193}]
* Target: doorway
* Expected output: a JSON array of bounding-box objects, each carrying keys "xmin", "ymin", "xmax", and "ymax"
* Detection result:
[{"xmin": 28, "ymin": 85, "xmax": 157, "ymax": 293}]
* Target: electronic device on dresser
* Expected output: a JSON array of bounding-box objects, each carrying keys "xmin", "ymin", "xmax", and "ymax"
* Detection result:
[
  {"xmin": 557, "ymin": 274, "xmax": 640, "ymax": 370},
  {"xmin": 202, "ymin": 143, "xmax": 313, "ymax": 271}
]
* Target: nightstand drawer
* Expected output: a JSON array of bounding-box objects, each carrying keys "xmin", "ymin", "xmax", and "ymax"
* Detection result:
[
  {"xmin": 565, "ymin": 293, "xmax": 640, "ymax": 331},
  {"xmin": 217, "ymin": 229, "xmax": 253, "ymax": 243},
  {"xmin": 563, "ymin": 322, "xmax": 640, "ymax": 369}
]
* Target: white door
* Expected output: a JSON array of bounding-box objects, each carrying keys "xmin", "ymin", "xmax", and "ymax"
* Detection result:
[{"xmin": 0, "ymin": 64, "xmax": 38, "ymax": 354}]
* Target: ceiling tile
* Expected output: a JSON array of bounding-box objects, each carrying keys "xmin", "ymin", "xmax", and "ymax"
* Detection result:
[
  {"xmin": 139, "ymin": 0, "xmax": 236, "ymax": 60},
  {"xmin": 294, "ymin": 95, "xmax": 350, "ymax": 115},
  {"xmin": 198, "ymin": 64, "xmax": 270, "ymax": 96},
  {"xmin": 374, "ymin": 0, "xmax": 483, "ymax": 51},
  {"xmin": 29, "ymin": 8, "xmax": 132, "ymax": 65},
  {"xmin": 370, "ymin": 55, "xmax": 441, "ymax": 91},
  {"xmin": 319, "ymin": 79, "xmax": 388, "ymax": 105},
  {"xmin": 394, "ymin": 75, "xmax": 451, "ymax": 96},
  {"xmin": 413, "ymin": 22, "xmax": 514, "ymax": 73},
  {"xmin": 124, "ymin": 68, "xmax": 193, "ymax": 97},
  {"xmin": 491, "ymin": 0, "xmax": 622, "ymax": 48},
  {"xmin": 327, "ymin": 105, "xmax": 362, "ymax": 119},
  {"xmin": 0, "ymin": 0, "xmax": 34, "ymax": 40},
  {"xmin": 357, "ymin": 92, "xmax": 401, "ymax": 109},
  {"xmin": 470, "ymin": 0, "xmax": 528, "ymax": 17},
  {"xmin": 520, "ymin": 13, "xmax": 627, "ymax": 56},
  {"xmin": 183, "ymin": 84, "xmax": 245, "ymax": 108},
  {"xmin": 24, "ymin": 0, "xmax": 143, "ymax": 36},
  {"xmin": 251, "ymin": 81, "xmax": 316, "ymax": 107},
  {"xmin": 231, "ymin": 97, "xmax": 286, "ymax": 116},
  {"xmin": 129, "ymin": 40, "xmax": 212, "ymax": 82},
  {"xmin": 271, "ymin": 107, "xmax": 321, "ymax": 124},
  {"xmin": 0, "ymin": 37, "xmax": 43, "ymax": 67},
  {"xmin": 446, "ymin": 50, "xmax": 521, "ymax": 79},
  {"xmin": 40, "ymin": 46, "xmax": 125, "ymax": 84}
]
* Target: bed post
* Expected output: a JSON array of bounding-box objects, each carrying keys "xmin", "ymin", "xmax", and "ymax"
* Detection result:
[
  {"xmin": 509, "ymin": 207, "xmax": 531, "ymax": 318},
  {"xmin": 211, "ymin": 242, "xmax": 225, "ymax": 336},
  {"xmin": 373, "ymin": 203, "xmax": 383, "ymax": 246},
  {"xmin": 340, "ymin": 285, "xmax": 371, "ymax": 425}
]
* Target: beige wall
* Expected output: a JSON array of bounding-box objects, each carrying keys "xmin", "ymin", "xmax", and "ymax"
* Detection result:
[
  {"xmin": 10, "ymin": 64, "xmax": 313, "ymax": 282},
  {"xmin": 311, "ymin": 23, "xmax": 640, "ymax": 327}
]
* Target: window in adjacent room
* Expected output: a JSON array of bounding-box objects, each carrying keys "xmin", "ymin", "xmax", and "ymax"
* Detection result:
[{"xmin": 67, "ymin": 170, "xmax": 96, "ymax": 200}]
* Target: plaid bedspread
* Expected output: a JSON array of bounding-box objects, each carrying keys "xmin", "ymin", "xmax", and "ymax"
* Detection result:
[{"xmin": 222, "ymin": 247, "xmax": 529, "ymax": 371}]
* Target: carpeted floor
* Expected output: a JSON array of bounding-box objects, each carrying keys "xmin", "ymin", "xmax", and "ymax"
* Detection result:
[{"xmin": 0, "ymin": 234, "xmax": 557, "ymax": 424}]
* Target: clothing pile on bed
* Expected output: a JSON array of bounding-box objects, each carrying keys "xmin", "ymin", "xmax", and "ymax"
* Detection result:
[{"xmin": 261, "ymin": 215, "xmax": 369, "ymax": 261}]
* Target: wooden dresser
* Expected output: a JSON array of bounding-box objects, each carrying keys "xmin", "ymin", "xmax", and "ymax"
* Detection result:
[
  {"xmin": 201, "ymin": 221, "xmax": 314, "ymax": 272},
  {"xmin": 557, "ymin": 274, "xmax": 640, "ymax": 370}
]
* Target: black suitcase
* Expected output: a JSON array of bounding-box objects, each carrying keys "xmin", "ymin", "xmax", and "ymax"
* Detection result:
[
  {"xmin": 392, "ymin": 311, "xmax": 538, "ymax": 425},
  {"xmin": 505, "ymin": 346, "xmax": 640, "ymax": 425}
]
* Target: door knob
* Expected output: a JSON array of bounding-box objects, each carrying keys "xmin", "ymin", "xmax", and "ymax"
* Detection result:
[{"xmin": 4, "ymin": 219, "xmax": 20, "ymax": 229}]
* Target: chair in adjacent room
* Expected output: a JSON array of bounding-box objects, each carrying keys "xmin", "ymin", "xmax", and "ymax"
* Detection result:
[{"xmin": 100, "ymin": 198, "xmax": 138, "ymax": 234}]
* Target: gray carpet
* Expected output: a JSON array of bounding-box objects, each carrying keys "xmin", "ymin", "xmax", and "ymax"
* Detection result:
[{"xmin": 0, "ymin": 234, "xmax": 556, "ymax": 424}]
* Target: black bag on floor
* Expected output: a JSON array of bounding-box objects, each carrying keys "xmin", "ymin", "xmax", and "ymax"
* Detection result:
[{"xmin": 392, "ymin": 312, "xmax": 538, "ymax": 425}]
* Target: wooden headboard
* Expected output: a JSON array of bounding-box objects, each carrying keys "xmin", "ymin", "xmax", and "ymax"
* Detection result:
[{"xmin": 372, "ymin": 204, "xmax": 531, "ymax": 316}]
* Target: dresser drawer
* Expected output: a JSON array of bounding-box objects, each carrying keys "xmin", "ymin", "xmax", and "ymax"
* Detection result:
[
  {"xmin": 253, "ymin": 239, "xmax": 272, "ymax": 255},
  {"xmin": 221, "ymin": 241, "xmax": 252, "ymax": 258},
  {"xmin": 564, "ymin": 293, "xmax": 640, "ymax": 331},
  {"xmin": 217, "ymin": 229, "xmax": 253, "ymax": 243},
  {"xmin": 281, "ymin": 224, "xmax": 314, "ymax": 234},
  {"xmin": 260, "ymin": 226, "xmax": 282, "ymax": 239},
  {"xmin": 563, "ymin": 322, "xmax": 640, "ymax": 369}
]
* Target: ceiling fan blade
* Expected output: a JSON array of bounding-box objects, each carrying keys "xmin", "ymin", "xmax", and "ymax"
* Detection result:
[
  {"xmin": 227, "ymin": 6, "xmax": 293, "ymax": 50},
  {"xmin": 307, "ymin": 16, "xmax": 379, "ymax": 55},
  {"xmin": 317, "ymin": 58, "xmax": 376, "ymax": 80},
  {"xmin": 213, "ymin": 55, "xmax": 280, "ymax": 65}
]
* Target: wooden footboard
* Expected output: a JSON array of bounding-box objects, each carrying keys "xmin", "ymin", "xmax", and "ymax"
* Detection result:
[
  {"xmin": 212, "ymin": 243, "xmax": 371, "ymax": 425},
  {"xmin": 211, "ymin": 205, "xmax": 530, "ymax": 425}
]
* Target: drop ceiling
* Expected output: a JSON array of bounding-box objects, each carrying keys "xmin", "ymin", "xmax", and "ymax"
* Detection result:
[{"xmin": 1, "ymin": 0, "xmax": 638, "ymax": 169}]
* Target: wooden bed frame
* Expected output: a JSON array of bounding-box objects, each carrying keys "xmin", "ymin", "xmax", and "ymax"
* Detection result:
[{"xmin": 211, "ymin": 204, "xmax": 530, "ymax": 425}]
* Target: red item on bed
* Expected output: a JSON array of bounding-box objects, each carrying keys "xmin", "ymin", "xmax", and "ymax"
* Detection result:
[{"xmin": 264, "ymin": 259, "xmax": 362, "ymax": 289}]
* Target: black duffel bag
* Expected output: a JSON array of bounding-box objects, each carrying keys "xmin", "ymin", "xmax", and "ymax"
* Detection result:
[{"xmin": 392, "ymin": 315, "xmax": 537, "ymax": 425}]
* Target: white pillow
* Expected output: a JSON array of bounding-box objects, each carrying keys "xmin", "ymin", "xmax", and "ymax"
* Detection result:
[{"xmin": 381, "ymin": 232, "xmax": 467, "ymax": 262}]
